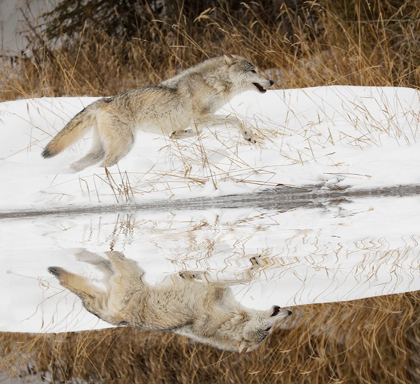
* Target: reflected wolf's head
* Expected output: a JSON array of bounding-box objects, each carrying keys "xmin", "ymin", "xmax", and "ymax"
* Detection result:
[
  {"xmin": 48, "ymin": 251, "xmax": 292, "ymax": 353},
  {"xmin": 205, "ymin": 305, "xmax": 292, "ymax": 353},
  {"xmin": 223, "ymin": 53, "xmax": 274, "ymax": 94}
]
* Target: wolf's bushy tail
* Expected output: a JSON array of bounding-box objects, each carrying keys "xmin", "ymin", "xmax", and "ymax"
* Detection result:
[{"xmin": 42, "ymin": 100, "xmax": 104, "ymax": 158}]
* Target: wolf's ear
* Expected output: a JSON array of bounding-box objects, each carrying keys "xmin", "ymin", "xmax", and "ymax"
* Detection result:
[{"xmin": 224, "ymin": 53, "xmax": 235, "ymax": 66}]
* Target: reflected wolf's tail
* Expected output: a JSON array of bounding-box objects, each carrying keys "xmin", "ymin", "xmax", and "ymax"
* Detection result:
[
  {"xmin": 48, "ymin": 266, "xmax": 96, "ymax": 300},
  {"xmin": 42, "ymin": 100, "xmax": 104, "ymax": 158},
  {"xmin": 48, "ymin": 266, "xmax": 65, "ymax": 277}
]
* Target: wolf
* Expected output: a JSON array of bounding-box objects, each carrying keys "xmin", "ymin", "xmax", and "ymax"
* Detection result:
[
  {"xmin": 42, "ymin": 54, "xmax": 274, "ymax": 171},
  {"xmin": 48, "ymin": 251, "xmax": 292, "ymax": 353}
]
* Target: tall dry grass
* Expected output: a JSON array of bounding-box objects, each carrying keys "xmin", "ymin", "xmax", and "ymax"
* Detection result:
[
  {"xmin": 1, "ymin": 0, "xmax": 420, "ymax": 101},
  {"xmin": 1, "ymin": 291, "xmax": 419, "ymax": 383}
]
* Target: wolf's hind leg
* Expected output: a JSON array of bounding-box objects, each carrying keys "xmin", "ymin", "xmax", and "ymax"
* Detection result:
[
  {"xmin": 70, "ymin": 126, "xmax": 106, "ymax": 171},
  {"xmin": 75, "ymin": 251, "xmax": 114, "ymax": 290},
  {"xmin": 103, "ymin": 252, "xmax": 145, "ymax": 308},
  {"xmin": 105, "ymin": 251, "xmax": 145, "ymax": 285},
  {"xmin": 75, "ymin": 251, "xmax": 113, "ymax": 274},
  {"xmin": 178, "ymin": 270, "xmax": 211, "ymax": 282},
  {"xmin": 98, "ymin": 118, "xmax": 134, "ymax": 168}
]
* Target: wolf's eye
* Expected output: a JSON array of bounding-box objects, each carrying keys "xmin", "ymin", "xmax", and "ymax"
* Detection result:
[
  {"xmin": 264, "ymin": 327, "xmax": 272, "ymax": 332},
  {"xmin": 250, "ymin": 69, "xmax": 257, "ymax": 73}
]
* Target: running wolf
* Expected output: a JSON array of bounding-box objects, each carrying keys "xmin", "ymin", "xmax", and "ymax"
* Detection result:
[
  {"xmin": 42, "ymin": 54, "xmax": 274, "ymax": 171},
  {"xmin": 48, "ymin": 251, "xmax": 292, "ymax": 353}
]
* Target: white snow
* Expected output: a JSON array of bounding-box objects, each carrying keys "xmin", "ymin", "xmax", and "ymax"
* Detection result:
[
  {"xmin": 0, "ymin": 86, "xmax": 419, "ymax": 211},
  {"xmin": 0, "ymin": 85, "xmax": 419, "ymax": 333}
]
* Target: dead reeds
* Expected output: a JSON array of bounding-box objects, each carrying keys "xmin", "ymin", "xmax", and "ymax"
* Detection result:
[{"xmin": 1, "ymin": 0, "xmax": 420, "ymax": 101}]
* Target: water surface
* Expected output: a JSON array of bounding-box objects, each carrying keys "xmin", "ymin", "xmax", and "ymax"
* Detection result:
[{"xmin": 1, "ymin": 194, "xmax": 419, "ymax": 333}]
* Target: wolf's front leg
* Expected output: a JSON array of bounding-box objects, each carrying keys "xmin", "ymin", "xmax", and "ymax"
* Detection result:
[
  {"xmin": 170, "ymin": 127, "xmax": 202, "ymax": 139},
  {"xmin": 196, "ymin": 114, "xmax": 256, "ymax": 143},
  {"xmin": 174, "ymin": 256, "xmax": 264, "ymax": 287},
  {"xmin": 170, "ymin": 119, "xmax": 205, "ymax": 139},
  {"xmin": 221, "ymin": 255, "xmax": 264, "ymax": 284},
  {"xmin": 178, "ymin": 270, "xmax": 211, "ymax": 282},
  {"xmin": 102, "ymin": 251, "xmax": 147, "ymax": 311}
]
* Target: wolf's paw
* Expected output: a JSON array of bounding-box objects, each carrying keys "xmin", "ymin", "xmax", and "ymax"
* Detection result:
[
  {"xmin": 179, "ymin": 271, "xmax": 198, "ymax": 280},
  {"xmin": 250, "ymin": 255, "xmax": 264, "ymax": 267},
  {"xmin": 242, "ymin": 129, "xmax": 256, "ymax": 143},
  {"xmin": 171, "ymin": 129, "xmax": 197, "ymax": 139},
  {"xmin": 75, "ymin": 250, "xmax": 100, "ymax": 262},
  {"xmin": 69, "ymin": 162, "xmax": 86, "ymax": 173},
  {"xmin": 179, "ymin": 271, "xmax": 208, "ymax": 282}
]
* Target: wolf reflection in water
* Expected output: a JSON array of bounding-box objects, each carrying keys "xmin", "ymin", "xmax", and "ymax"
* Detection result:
[{"xmin": 48, "ymin": 251, "xmax": 292, "ymax": 353}]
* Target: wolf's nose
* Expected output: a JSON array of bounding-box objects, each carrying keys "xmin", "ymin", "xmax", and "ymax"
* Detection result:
[{"xmin": 269, "ymin": 80, "xmax": 274, "ymax": 87}]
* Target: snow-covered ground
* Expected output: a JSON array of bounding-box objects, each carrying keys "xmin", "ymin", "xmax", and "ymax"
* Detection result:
[
  {"xmin": 0, "ymin": 86, "xmax": 419, "ymax": 212},
  {"xmin": 0, "ymin": 86, "xmax": 419, "ymax": 333}
]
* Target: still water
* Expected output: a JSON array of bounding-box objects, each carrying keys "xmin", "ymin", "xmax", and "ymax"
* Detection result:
[
  {"xmin": 1, "ymin": 195, "xmax": 419, "ymax": 334},
  {"xmin": 1, "ymin": 194, "xmax": 420, "ymax": 383}
]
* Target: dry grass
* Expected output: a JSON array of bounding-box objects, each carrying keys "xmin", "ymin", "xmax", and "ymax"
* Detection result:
[
  {"xmin": 1, "ymin": 0, "xmax": 420, "ymax": 101},
  {"xmin": 0, "ymin": 291, "xmax": 419, "ymax": 383}
]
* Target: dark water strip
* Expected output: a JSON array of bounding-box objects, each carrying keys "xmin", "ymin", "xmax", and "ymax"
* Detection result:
[{"xmin": 1, "ymin": 184, "xmax": 419, "ymax": 220}]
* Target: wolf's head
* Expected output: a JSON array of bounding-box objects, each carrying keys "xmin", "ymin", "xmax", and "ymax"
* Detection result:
[
  {"xmin": 224, "ymin": 54, "xmax": 274, "ymax": 94},
  {"xmin": 212, "ymin": 305, "xmax": 292, "ymax": 353},
  {"xmin": 238, "ymin": 305, "xmax": 292, "ymax": 353}
]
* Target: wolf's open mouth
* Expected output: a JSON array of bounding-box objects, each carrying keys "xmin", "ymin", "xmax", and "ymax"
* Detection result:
[{"xmin": 253, "ymin": 82, "xmax": 267, "ymax": 93}]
